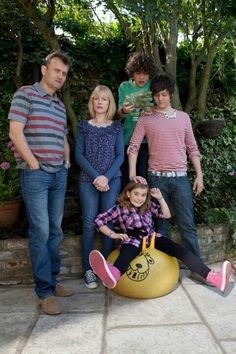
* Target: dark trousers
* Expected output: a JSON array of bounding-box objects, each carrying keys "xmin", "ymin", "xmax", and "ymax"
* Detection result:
[
  {"xmin": 114, "ymin": 236, "xmax": 210, "ymax": 278},
  {"xmin": 121, "ymin": 143, "xmax": 149, "ymax": 188}
]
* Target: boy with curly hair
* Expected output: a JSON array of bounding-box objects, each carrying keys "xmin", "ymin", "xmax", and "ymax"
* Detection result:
[{"xmin": 118, "ymin": 52, "xmax": 156, "ymax": 186}]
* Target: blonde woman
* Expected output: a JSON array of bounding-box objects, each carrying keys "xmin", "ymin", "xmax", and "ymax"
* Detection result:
[{"xmin": 75, "ymin": 85, "xmax": 124, "ymax": 289}]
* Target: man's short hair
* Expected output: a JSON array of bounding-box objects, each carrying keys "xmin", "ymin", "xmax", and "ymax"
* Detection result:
[
  {"xmin": 125, "ymin": 52, "xmax": 156, "ymax": 78},
  {"xmin": 43, "ymin": 51, "xmax": 71, "ymax": 68},
  {"xmin": 150, "ymin": 74, "xmax": 175, "ymax": 96}
]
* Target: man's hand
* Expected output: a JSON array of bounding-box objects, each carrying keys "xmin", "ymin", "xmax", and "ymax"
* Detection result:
[
  {"xmin": 193, "ymin": 176, "xmax": 204, "ymax": 196},
  {"xmin": 129, "ymin": 175, "xmax": 147, "ymax": 184},
  {"xmin": 30, "ymin": 161, "xmax": 40, "ymax": 170},
  {"xmin": 122, "ymin": 103, "xmax": 134, "ymax": 114}
]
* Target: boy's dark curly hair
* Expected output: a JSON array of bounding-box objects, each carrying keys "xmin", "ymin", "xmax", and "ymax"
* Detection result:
[{"xmin": 125, "ymin": 52, "xmax": 156, "ymax": 78}]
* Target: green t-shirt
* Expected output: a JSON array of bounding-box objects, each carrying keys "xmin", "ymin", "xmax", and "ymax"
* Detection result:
[{"xmin": 118, "ymin": 79, "xmax": 150, "ymax": 145}]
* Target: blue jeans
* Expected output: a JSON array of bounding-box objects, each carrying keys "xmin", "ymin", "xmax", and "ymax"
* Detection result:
[
  {"xmin": 147, "ymin": 174, "xmax": 201, "ymax": 258},
  {"xmin": 79, "ymin": 178, "xmax": 121, "ymax": 272},
  {"xmin": 20, "ymin": 168, "xmax": 68, "ymax": 298}
]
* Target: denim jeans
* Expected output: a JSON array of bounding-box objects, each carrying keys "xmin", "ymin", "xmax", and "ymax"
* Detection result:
[
  {"xmin": 79, "ymin": 178, "xmax": 121, "ymax": 272},
  {"xmin": 147, "ymin": 174, "xmax": 201, "ymax": 258},
  {"xmin": 20, "ymin": 167, "xmax": 68, "ymax": 298}
]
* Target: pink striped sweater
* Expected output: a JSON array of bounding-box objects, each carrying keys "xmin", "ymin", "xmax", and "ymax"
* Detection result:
[{"xmin": 128, "ymin": 110, "xmax": 200, "ymax": 172}]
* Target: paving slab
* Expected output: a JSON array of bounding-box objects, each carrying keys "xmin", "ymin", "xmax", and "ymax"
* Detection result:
[
  {"xmin": 105, "ymin": 324, "xmax": 223, "ymax": 354},
  {"xmin": 107, "ymin": 284, "xmax": 200, "ymax": 328},
  {"xmin": 22, "ymin": 313, "xmax": 104, "ymax": 354},
  {"xmin": 181, "ymin": 274, "xmax": 236, "ymax": 341},
  {"xmin": 58, "ymin": 292, "xmax": 106, "ymax": 313},
  {"xmin": 0, "ymin": 313, "xmax": 37, "ymax": 354},
  {"xmin": 220, "ymin": 341, "xmax": 236, "ymax": 354},
  {"xmin": 0, "ymin": 287, "xmax": 37, "ymax": 313}
]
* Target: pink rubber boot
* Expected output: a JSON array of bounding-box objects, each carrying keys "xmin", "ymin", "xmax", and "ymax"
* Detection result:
[
  {"xmin": 206, "ymin": 260, "xmax": 232, "ymax": 292},
  {"xmin": 89, "ymin": 250, "xmax": 121, "ymax": 289}
]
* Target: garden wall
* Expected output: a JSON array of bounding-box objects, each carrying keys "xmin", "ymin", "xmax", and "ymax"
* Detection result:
[{"xmin": 0, "ymin": 224, "xmax": 229, "ymax": 285}]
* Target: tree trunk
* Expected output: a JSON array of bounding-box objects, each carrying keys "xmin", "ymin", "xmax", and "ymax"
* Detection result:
[
  {"xmin": 12, "ymin": 33, "xmax": 23, "ymax": 89},
  {"xmin": 163, "ymin": 6, "xmax": 182, "ymax": 109},
  {"xmin": 185, "ymin": 59, "xmax": 200, "ymax": 114},
  {"xmin": 141, "ymin": 20, "xmax": 152, "ymax": 55},
  {"xmin": 196, "ymin": 46, "xmax": 216, "ymax": 125},
  {"xmin": 62, "ymin": 85, "xmax": 78, "ymax": 140}
]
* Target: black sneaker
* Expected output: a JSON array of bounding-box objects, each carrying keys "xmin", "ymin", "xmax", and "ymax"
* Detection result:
[{"xmin": 84, "ymin": 270, "xmax": 98, "ymax": 289}]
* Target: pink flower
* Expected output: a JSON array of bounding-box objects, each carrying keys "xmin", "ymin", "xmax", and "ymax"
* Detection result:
[
  {"xmin": 0, "ymin": 162, "xmax": 10, "ymax": 170},
  {"xmin": 7, "ymin": 141, "xmax": 15, "ymax": 151},
  {"xmin": 228, "ymin": 171, "xmax": 235, "ymax": 176}
]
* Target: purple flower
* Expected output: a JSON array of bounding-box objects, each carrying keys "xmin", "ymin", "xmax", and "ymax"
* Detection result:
[
  {"xmin": 228, "ymin": 171, "xmax": 235, "ymax": 176},
  {"xmin": 0, "ymin": 162, "xmax": 10, "ymax": 170},
  {"xmin": 7, "ymin": 141, "xmax": 15, "ymax": 151}
]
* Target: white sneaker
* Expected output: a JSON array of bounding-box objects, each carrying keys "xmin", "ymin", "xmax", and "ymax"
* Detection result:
[{"xmin": 84, "ymin": 270, "xmax": 98, "ymax": 289}]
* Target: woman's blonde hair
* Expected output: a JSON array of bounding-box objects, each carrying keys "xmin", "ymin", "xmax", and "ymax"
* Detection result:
[
  {"xmin": 88, "ymin": 85, "xmax": 116, "ymax": 120},
  {"xmin": 117, "ymin": 181, "xmax": 151, "ymax": 213}
]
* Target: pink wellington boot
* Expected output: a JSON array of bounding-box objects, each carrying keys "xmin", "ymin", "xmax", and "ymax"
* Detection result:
[
  {"xmin": 89, "ymin": 250, "xmax": 121, "ymax": 289},
  {"xmin": 206, "ymin": 260, "xmax": 232, "ymax": 292}
]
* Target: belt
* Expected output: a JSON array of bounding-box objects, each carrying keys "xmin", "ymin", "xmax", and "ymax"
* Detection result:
[{"xmin": 149, "ymin": 171, "xmax": 187, "ymax": 177}]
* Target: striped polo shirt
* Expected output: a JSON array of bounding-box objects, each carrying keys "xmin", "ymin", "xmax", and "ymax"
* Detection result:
[
  {"xmin": 129, "ymin": 109, "xmax": 200, "ymax": 172},
  {"xmin": 8, "ymin": 82, "xmax": 67, "ymax": 172}
]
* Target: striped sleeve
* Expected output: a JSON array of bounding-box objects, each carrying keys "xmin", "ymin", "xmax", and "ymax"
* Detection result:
[
  {"xmin": 128, "ymin": 114, "xmax": 146, "ymax": 154},
  {"xmin": 8, "ymin": 88, "xmax": 31, "ymax": 124},
  {"xmin": 185, "ymin": 116, "xmax": 200, "ymax": 159}
]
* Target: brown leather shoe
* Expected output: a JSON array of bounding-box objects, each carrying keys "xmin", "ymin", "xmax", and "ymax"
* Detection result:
[
  {"xmin": 54, "ymin": 284, "xmax": 75, "ymax": 297},
  {"xmin": 39, "ymin": 296, "xmax": 61, "ymax": 315}
]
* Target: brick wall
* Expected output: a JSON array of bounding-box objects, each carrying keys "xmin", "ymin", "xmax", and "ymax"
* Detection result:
[{"xmin": 0, "ymin": 224, "xmax": 229, "ymax": 285}]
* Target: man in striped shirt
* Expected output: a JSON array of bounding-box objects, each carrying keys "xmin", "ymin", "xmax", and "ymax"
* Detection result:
[
  {"xmin": 8, "ymin": 51, "xmax": 75, "ymax": 315},
  {"xmin": 128, "ymin": 74, "xmax": 204, "ymax": 259}
]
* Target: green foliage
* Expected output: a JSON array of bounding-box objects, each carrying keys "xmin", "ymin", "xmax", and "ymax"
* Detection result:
[
  {"xmin": 204, "ymin": 207, "xmax": 236, "ymax": 253},
  {"xmin": 204, "ymin": 208, "xmax": 236, "ymax": 229},
  {"xmin": 190, "ymin": 96, "xmax": 236, "ymax": 222},
  {"xmin": 0, "ymin": 140, "xmax": 20, "ymax": 204}
]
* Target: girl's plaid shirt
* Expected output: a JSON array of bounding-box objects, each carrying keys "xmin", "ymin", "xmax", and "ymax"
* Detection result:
[{"xmin": 95, "ymin": 201, "xmax": 164, "ymax": 248}]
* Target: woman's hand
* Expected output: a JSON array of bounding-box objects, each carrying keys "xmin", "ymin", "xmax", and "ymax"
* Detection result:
[{"xmin": 93, "ymin": 175, "xmax": 109, "ymax": 191}]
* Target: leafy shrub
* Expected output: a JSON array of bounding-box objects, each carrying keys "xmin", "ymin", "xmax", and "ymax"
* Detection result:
[{"xmin": 190, "ymin": 96, "xmax": 236, "ymax": 223}]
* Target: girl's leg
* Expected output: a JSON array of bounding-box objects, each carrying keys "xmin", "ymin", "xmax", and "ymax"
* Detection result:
[
  {"xmin": 155, "ymin": 236, "xmax": 210, "ymax": 278},
  {"xmin": 155, "ymin": 236, "xmax": 232, "ymax": 292},
  {"xmin": 89, "ymin": 244, "xmax": 140, "ymax": 289},
  {"xmin": 114, "ymin": 244, "xmax": 141, "ymax": 274}
]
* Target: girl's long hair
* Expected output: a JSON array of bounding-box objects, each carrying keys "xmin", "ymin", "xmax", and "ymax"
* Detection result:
[{"xmin": 117, "ymin": 181, "xmax": 151, "ymax": 213}]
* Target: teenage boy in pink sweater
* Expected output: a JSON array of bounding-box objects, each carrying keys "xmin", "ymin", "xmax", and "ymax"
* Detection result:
[{"xmin": 128, "ymin": 74, "xmax": 203, "ymax": 259}]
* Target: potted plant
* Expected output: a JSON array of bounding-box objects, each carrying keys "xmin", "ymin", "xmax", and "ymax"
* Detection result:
[
  {"xmin": 0, "ymin": 141, "xmax": 21, "ymax": 227},
  {"xmin": 196, "ymin": 105, "xmax": 225, "ymax": 139}
]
